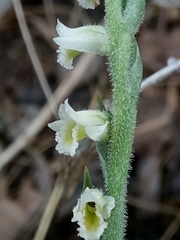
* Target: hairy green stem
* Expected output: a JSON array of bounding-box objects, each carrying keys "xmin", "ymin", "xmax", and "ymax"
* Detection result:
[
  {"xmin": 103, "ymin": 32, "xmax": 134, "ymax": 240},
  {"xmin": 102, "ymin": 1, "xmax": 145, "ymax": 240}
]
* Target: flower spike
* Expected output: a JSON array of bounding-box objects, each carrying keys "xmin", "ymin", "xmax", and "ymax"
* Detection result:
[
  {"xmin": 48, "ymin": 99, "xmax": 109, "ymax": 156},
  {"xmin": 77, "ymin": 0, "xmax": 100, "ymax": 9},
  {"xmin": 72, "ymin": 187, "xmax": 115, "ymax": 240},
  {"xmin": 53, "ymin": 20, "xmax": 108, "ymax": 70}
]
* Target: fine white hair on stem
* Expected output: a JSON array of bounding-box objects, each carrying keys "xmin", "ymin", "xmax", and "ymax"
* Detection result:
[
  {"xmin": 140, "ymin": 58, "xmax": 180, "ymax": 92},
  {"xmin": 12, "ymin": 0, "xmax": 57, "ymax": 117}
]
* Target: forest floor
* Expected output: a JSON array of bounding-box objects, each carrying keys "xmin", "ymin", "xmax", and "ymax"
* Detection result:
[{"xmin": 0, "ymin": 0, "xmax": 180, "ymax": 240}]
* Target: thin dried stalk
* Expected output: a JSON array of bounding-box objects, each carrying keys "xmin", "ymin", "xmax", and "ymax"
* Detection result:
[
  {"xmin": 0, "ymin": 54, "xmax": 96, "ymax": 169},
  {"xmin": 33, "ymin": 179, "xmax": 64, "ymax": 240},
  {"xmin": 12, "ymin": 0, "xmax": 57, "ymax": 116},
  {"xmin": 141, "ymin": 59, "xmax": 180, "ymax": 91}
]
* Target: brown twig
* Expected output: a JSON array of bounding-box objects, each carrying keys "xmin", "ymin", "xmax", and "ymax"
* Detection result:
[
  {"xmin": 0, "ymin": 53, "xmax": 96, "ymax": 169},
  {"xmin": 33, "ymin": 179, "xmax": 64, "ymax": 240},
  {"xmin": 158, "ymin": 212, "xmax": 180, "ymax": 240},
  {"xmin": 12, "ymin": 0, "xmax": 57, "ymax": 117}
]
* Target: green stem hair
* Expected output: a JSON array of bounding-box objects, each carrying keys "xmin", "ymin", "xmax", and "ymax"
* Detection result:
[{"xmin": 100, "ymin": 1, "xmax": 146, "ymax": 240}]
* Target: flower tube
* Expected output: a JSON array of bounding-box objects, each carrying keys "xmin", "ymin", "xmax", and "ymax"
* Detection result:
[{"xmin": 53, "ymin": 20, "xmax": 108, "ymax": 69}]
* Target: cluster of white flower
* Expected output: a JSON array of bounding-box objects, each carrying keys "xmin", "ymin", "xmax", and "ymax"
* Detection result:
[
  {"xmin": 48, "ymin": 100, "xmax": 114, "ymax": 240},
  {"xmin": 48, "ymin": 1, "xmax": 115, "ymax": 239}
]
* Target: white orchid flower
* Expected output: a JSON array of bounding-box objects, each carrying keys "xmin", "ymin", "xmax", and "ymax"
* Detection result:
[
  {"xmin": 72, "ymin": 187, "xmax": 115, "ymax": 240},
  {"xmin": 53, "ymin": 20, "xmax": 108, "ymax": 70},
  {"xmin": 77, "ymin": 0, "xmax": 100, "ymax": 9},
  {"xmin": 48, "ymin": 99, "xmax": 109, "ymax": 156}
]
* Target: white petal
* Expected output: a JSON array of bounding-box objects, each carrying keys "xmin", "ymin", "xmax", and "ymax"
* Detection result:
[
  {"xmin": 72, "ymin": 200, "xmax": 81, "ymax": 222},
  {"xmin": 102, "ymin": 196, "xmax": 115, "ymax": 219},
  {"xmin": 77, "ymin": 0, "xmax": 100, "ymax": 9},
  {"xmin": 80, "ymin": 188, "xmax": 104, "ymax": 207},
  {"xmin": 58, "ymin": 100, "xmax": 71, "ymax": 120},
  {"xmin": 64, "ymin": 99, "xmax": 108, "ymax": 126},
  {"xmin": 85, "ymin": 122, "xmax": 108, "ymax": 141},
  {"xmin": 48, "ymin": 120, "xmax": 61, "ymax": 132},
  {"xmin": 56, "ymin": 19, "xmax": 69, "ymax": 36}
]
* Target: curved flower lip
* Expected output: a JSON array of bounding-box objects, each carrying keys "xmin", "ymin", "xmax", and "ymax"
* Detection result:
[
  {"xmin": 77, "ymin": 0, "xmax": 100, "ymax": 9},
  {"xmin": 48, "ymin": 99, "xmax": 109, "ymax": 156},
  {"xmin": 53, "ymin": 20, "xmax": 108, "ymax": 69},
  {"xmin": 72, "ymin": 187, "xmax": 115, "ymax": 240},
  {"xmin": 55, "ymin": 129, "xmax": 78, "ymax": 156}
]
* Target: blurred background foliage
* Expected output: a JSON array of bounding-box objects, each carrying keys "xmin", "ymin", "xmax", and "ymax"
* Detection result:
[{"xmin": 0, "ymin": 0, "xmax": 180, "ymax": 239}]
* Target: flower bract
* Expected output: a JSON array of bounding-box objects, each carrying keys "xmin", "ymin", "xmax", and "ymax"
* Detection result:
[
  {"xmin": 77, "ymin": 0, "xmax": 100, "ymax": 9},
  {"xmin": 53, "ymin": 20, "xmax": 107, "ymax": 69},
  {"xmin": 48, "ymin": 99, "xmax": 109, "ymax": 156},
  {"xmin": 72, "ymin": 187, "xmax": 115, "ymax": 240}
]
